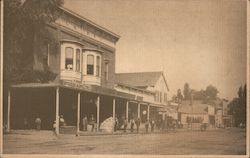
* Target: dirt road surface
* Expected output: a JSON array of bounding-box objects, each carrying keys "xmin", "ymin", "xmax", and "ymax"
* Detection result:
[{"xmin": 3, "ymin": 128, "xmax": 246, "ymax": 155}]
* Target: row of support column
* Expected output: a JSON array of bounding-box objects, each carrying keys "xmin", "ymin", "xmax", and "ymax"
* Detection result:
[
  {"xmin": 56, "ymin": 90, "xmax": 151, "ymax": 135},
  {"xmin": 7, "ymin": 87, "xmax": 151, "ymax": 136}
]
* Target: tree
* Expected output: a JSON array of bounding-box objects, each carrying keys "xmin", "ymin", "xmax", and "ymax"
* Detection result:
[
  {"xmin": 183, "ymin": 83, "xmax": 191, "ymax": 100},
  {"xmin": 228, "ymin": 84, "xmax": 247, "ymax": 127},
  {"xmin": 205, "ymin": 85, "xmax": 218, "ymax": 100},
  {"xmin": 193, "ymin": 89, "xmax": 206, "ymax": 100},
  {"xmin": 4, "ymin": 0, "xmax": 64, "ymax": 86},
  {"xmin": 172, "ymin": 95, "xmax": 177, "ymax": 103},
  {"xmin": 177, "ymin": 89, "xmax": 183, "ymax": 101}
]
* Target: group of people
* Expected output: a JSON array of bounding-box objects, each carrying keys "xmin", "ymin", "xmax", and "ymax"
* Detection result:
[
  {"xmin": 81, "ymin": 114, "xmax": 96, "ymax": 132},
  {"xmin": 155, "ymin": 117, "xmax": 178, "ymax": 132},
  {"xmin": 22, "ymin": 116, "xmax": 42, "ymax": 131},
  {"xmin": 27, "ymin": 114, "xmax": 178, "ymax": 134},
  {"xmin": 114, "ymin": 117, "xmax": 156, "ymax": 133}
]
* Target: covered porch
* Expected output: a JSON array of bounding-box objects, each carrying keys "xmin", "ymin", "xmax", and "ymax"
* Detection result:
[{"xmin": 6, "ymin": 81, "xmax": 163, "ymax": 135}]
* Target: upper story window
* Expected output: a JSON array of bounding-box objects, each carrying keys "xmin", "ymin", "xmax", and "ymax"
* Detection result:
[
  {"xmin": 76, "ymin": 49, "xmax": 81, "ymax": 72},
  {"xmin": 96, "ymin": 56, "xmax": 100, "ymax": 77},
  {"xmin": 104, "ymin": 62, "xmax": 109, "ymax": 80},
  {"xmin": 87, "ymin": 55, "xmax": 94, "ymax": 75},
  {"xmin": 65, "ymin": 47, "xmax": 74, "ymax": 70}
]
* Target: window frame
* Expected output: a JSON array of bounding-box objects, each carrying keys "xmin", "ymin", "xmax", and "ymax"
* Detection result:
[
  {"xmin": 65, "ymin": 47, "xmax": 74, "ymax": 70},
  {"xmin": 104, "ymin": 62, "xmax": 109, "ymax": 80},
  {"xmin": 76, "ymin": 49, "xmax": 81, "ymax": 72},
  {"xmin": 96, "ymin": 56, "xmax": 101, "ymax": 77},
  {"xmin": 87, "ymin": 54, "xmax": 94, "ymax": 75}
]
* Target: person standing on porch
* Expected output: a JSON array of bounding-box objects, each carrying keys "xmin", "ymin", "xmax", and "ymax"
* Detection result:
[
  {"xmin": 123, "ymin": 118, "xmax": 128, "ymax": 133},
  {"xmin": 130, "ymin": 118, "xmax": 135, "ymax": 133},
  {"xmin": 114, "ymin": 115, "xmax": 119, "ymax": 132},
  {"xmin": 135, "ymin": 117, "xmax": 141, "ymax": 133},
  {"xmin": 59, "ymin": 115, "xmax": 65, "ymax": 127},
  {"xmin": 35, "ymin": 117, "xmax": 41, "ymax": 131},
  {"xmin": 150, "ymin": 119, "xmax": 155, "ymax": 132},
  {"xmin": 82, "ymin": 115, "xmax": 88, "ymax": 131},
  {"xmin": 89, "ymin": 114, "xmax": 96, "ymax": 132},
  {"xmin": 145, "ymin": 119, "xmax": 149, "ymax": 133},
  {"xmin": 53, "ymin": 120, "xmax": 57, "ymax": 135}
]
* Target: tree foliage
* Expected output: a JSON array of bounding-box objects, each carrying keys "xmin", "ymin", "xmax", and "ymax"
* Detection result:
[
  {"xmin": 4, "ymin": 0, "xmax": 63, "ymax": 86},
  {"xmin": 172, "ymin": 89, "xmax": 183, "ymax": 103},
  {"xmin": 228, "ymin": 84, "xmax": 247, "ymax": 126},
  {"xmin": 193, "ymin": 89, "xmax": 206, "ymax": 100},
  {"xmin": 180, "ymin": 83, "xmax": 219, "ymax": 102},
  {"xmin": 205, "ymin": 85, "xmax": 218, "ymax": 100},
  {"xmin": 177, "ymin": 89, "xmax": 183, "ymax": 101},
  {"xmin": 192, "ymin": 85, "xmax": 218, "ymax": 100},
  {"xmin": 183, "ymin": 83, "xmax": 191, "ymax": 100}
]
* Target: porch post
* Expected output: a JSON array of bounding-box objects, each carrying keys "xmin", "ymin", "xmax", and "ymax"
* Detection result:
[
  {"xmin": 138, "ymin": 103, "xmax": 140, "ymax": 118},
  {"xmin": 147, "ymin": 104, "xmax": 150, "ymax": 120},
  {"xmin": 96, "ymin": 95, "xmax": 100, "ymax": 132},
  {"xmin": 7, "ymin": 90, "xmax": 11, "ymax": 132},
  {"xmin": 113, "ymin": 98, "xmax": 116, "ymax": 132},
  {"xmin": 55, "ymin": 87, "xmax": 60, "ymax": 135},
  {"xmin": 126, "ymin": 101, "xmax": 129, "ymax": 120},
  {"xmin": 76, "ymin": 92, "xmax": 81, "ymax": 136}
]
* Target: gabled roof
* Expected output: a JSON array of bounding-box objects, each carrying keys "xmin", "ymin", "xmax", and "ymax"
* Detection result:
[{"xmin": 115, "ymin": 71, "xmax": 163, "ymax": 88}]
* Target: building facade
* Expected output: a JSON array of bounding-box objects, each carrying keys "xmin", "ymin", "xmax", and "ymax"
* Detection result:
[
  {"xmin": 6, "ymin": 7, "xmax": 170, "ymax": 135},
  {"xmin": 178, "ymin": 100, "xmax": 215, "ymax": 129},
  {"xmin": 115, "ymin": 72, "xmax": 170, "ymax": 122}
]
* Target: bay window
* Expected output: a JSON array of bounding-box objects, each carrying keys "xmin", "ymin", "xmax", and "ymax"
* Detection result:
[
  {"xmin": 60, "ymin": 41, "xmax": 102, "ymax": 85},
  {"xmin": 87, "ymin": 55, "xmax": 94, "ymax": 75}
]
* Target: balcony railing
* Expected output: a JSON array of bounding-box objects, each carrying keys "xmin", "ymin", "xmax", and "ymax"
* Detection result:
[
  {"xmin": 82, "ymin": 74, "xmax": 101, "ymax": 86},
  {"xmin": 60, "ymin": 69, "xmax": 82, "ymax": 82},
  {"xmin": 60, "ymin": 70, "xmax": 101, "ymax": 86}
]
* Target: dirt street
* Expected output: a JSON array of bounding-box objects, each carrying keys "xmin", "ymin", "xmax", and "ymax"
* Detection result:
[{"xmin": 3, "ymin": 128, "xmax": 246, "ymax": 155}]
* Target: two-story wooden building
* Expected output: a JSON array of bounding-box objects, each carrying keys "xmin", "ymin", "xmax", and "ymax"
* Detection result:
[
  {"xmin": 6, "ymin": 7, "xmax": 170, "ymax": 135},
  {"xmin": 115, "ymin": 72, "xmax": 169, "ymax": 123}
]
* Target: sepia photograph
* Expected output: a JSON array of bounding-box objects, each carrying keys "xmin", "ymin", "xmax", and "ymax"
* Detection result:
[{"xmin": 1, "ymin": 0, "xmax": 248, "ymax": 157}]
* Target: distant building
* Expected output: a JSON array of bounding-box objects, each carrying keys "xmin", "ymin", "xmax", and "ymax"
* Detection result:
[
  {"xmin": 178, "ymin": 98, "xmax": 232, "ymax": 129},
  {"xmin": 178, "ymin": 100, "xmax": 215, "ymax": 129}
]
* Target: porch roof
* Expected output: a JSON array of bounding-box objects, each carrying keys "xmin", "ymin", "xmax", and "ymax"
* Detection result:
[
  {"xmin": 11, "ymin": 83, "xmax": 60, "ymax": 88},
  {"xmin": 11, "ymin": 82, "xmax": 135, "ymax": 100}
]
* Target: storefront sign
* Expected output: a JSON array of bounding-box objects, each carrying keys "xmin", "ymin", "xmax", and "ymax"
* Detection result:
[{"xmin": 61, "ymin": 81, "xmax": 89, "ymax": 90}]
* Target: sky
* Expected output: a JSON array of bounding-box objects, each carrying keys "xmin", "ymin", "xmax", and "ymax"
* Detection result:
[{"xmin": 64, "ymin": 0, "xmax": 247, "ymax": 100}]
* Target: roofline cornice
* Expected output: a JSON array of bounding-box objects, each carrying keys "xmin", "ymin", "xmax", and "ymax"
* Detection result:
[
  {"xmin": 47, "ymin": 23, "xmax": 116, "ymax": 52},
  {"xmin": 59, "ymin": 6, "xmax": 120, "ymax": 40}
]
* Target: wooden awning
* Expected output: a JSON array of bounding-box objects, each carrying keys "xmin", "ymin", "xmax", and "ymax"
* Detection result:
[{"xmin": 11, "ymin": 81, "xmax": 136, "ymax": 100}]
